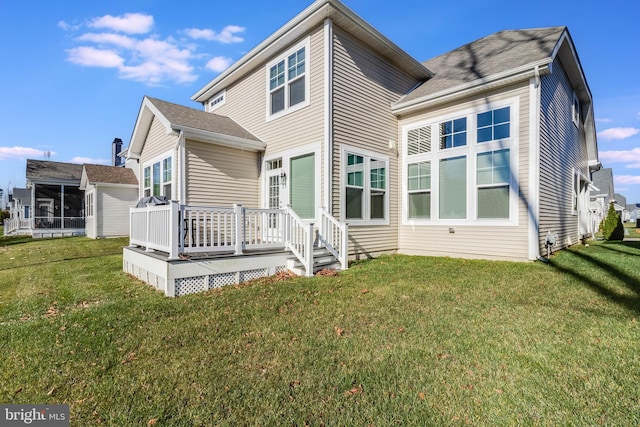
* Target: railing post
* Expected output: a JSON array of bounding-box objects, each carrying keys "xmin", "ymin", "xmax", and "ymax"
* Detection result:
[
  {"xmin": 167, "ymin": 201, "xmax": 180, "ymax": 260},
  {"xmin": 341, "ymin": 222, "xmax": 349, "ymax": 271},
  {"xmin": 234, "ymin": 204, "xmax": 244, "ymax": 255},
  {"xmin": 144, "ymin": 205, "xmax": 152, "ymax": 252},
  {"xmin": 129, "ymin": 207, "xmax": 135, "ymax": 247},
  {"xmin": 305, "ymin": 221, "xmax": 314, "ymax": 277}
]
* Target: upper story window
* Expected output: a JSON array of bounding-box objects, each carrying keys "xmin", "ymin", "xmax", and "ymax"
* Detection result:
[
  {"xmin": 439, "ymin": 117, "xmax": 467, "ymax": 149},
  {"xmin": 267, "ymin": 38, "xmax": 310, "ymax": 120},
  {"xmin": 407, "ymin": 125, "xmax": 431, "ymax": 155},
  {"xmin": 477, "ymin": 106, "xmax": 510, "ymax": 143},
  {"xmin": 208, "ymin": 90, "xmax": 226, "ymax": 111},
  {"xmin": 572, "ymin": 91, "xmax": 580, "ymax": 128}
]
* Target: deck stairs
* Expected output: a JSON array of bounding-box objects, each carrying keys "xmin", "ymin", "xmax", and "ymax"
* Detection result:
[{"xmin": 286, "ymin": 246, "xmax": 342, "ymax": 276}]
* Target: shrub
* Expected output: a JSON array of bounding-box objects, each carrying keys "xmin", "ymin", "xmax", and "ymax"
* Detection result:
[{"xmin": 601, "ymin": 202, "xmax": 624, "ymax": 241}]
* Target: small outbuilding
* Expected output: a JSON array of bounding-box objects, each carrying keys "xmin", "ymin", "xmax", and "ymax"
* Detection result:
[{"xmin": 80, "ymin": 164, "xmax": 139, "ymax": 238}]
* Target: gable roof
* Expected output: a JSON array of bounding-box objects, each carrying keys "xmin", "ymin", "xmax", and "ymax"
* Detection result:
[
  {"xmin": 394, "ymin": 27, "xmax": 568, "ymax": 112},
  {"xmin": 12, "ymin": 188, "xmax": 31, "ymax": 203},
  {"xmin": 81, "ymin": 164, "xmax": 138, "ymax": 187},
  {"xmin": 127, "ymin": 97, "xmax": 264, "ymax": 159},
  {"xmin": 26, "ymin": 160, "xmax": 83, "ymax": 182},
  {"xmin": 192, "ymin": 0, "xmax": 432, "ymax": 103},
  {"xmin": 591, "ymin": 168, "xmax": 615, "ymax": 199}
]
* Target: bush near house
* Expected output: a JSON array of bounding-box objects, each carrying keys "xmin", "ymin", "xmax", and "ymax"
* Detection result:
[
  {"xmin": 0, "ymin": 210, "xmax": 8, "ymax": 223},
  {"xmin": 601, "ymin": 202, "xmax": 624, "ymax": 241}
]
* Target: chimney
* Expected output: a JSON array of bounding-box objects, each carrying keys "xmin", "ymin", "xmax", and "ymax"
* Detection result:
[{"xmin": 112, "ymin": 138, "xmax": 123, "ymax": 167}]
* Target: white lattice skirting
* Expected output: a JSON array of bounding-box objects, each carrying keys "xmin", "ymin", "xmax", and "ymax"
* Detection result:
[{"xmin": 123, "ymin": 249, "xmax": 289, "ymax": 297}]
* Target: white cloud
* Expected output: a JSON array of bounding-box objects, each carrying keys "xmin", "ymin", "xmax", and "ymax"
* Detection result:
[
  {"xmin": 615, "ymin": 175, "xmax": 640, "ymax": 185},
  {"xmin": 597, "ymin": 127, "xmax": 640, "ymax": 141},
  {"xmin": 58, "ymin": 20, "xmax": 81, "ymax": 32},
  {"xmin": 89, "ymin": 13, "xmax": 153, "ymax": 34},
  {"xmin": 184, "ymin": 25, "xmax": 245, "ymax": 43},
  {"xmin": 599, "ymin": 147, "xmax": 640, "ymax": 168},
  {"xmin": 206, "ymin": 56, "xmax": 233, "ymax": 72},
  {"xmin": 0, "ymin": 147, "xmax": 56, "ymax": 161},
  {"xmin": 69, "ymin": 157, "xmax": 109, "ymax": 164},
  {"xmin": 595, "ymin": 117, "xmax": 613, "ymax": 123},
  {"xmin": 67, "ymin": 46, "xmax": 124, "ymax": 68},
  {"xmin": 76, "ymin": 33, "xmax": 137, "ymax": 49},
  {"xmin": 64, "ymin": 13, "xmax": 245, "ymax": 85}
]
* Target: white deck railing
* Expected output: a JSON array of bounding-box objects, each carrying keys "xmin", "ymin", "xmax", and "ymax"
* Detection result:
[
  {"xmin": 129, "ymin": 202, "xmax": 348, "ymax": 276},
  {"xmin": 318, "ymin": 207, "xmax": 349, "ymax": 271},
  {"xmin": 3, "ymin": 218, "xmax": 31, "ymax": 236}
]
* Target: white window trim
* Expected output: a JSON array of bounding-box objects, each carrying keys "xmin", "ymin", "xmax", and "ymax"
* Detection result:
[
  {"xmin": 207, "ymin": 89, "xmax": 226, "ymax": 112},
  {"xmin": 401, "ymin": 97, "xmax": 520, "ymax": 227},
  {"xmin": 141, "ymin": 150, "xmax": 174, "ymax": 199},
  {"xmin": 265, "ymin": 37, "xmax": 311, "ymax": 122},
  {"xmin": 571, "ymin": 91, "xmax": 580, "ymax": 128},
  {"xmin": 340, "ymin": 144, "xmax": 390, "ymax": 226}
]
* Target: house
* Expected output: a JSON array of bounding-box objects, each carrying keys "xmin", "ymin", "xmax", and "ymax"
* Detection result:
[
  {"xmin": 4, "ymin": 188, "xmax": 32, "ymax": 235},
  {"xmin": 124, "ymin": 0, "xmax": 600, "ymax": 296},
  {"xmin": 80, "ymin": 164, "xmax": 139, "ymax": 238},
  {"xmin": 3, "ymin": 158, "xmax": 138, "ymax": 239},
  {"xmin": 19, "ymin": 160, "xmax": 86, "ymax": 238}
]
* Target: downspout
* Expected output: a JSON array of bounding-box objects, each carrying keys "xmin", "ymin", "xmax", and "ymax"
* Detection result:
[
  {"xmin": 175, "ymin": 130, "xmax": 186, "ymax": 204},
  {"xmin": 529, "ymin": 65, "xmax": 542, "ymax": 261},
  {"xmin": 323, "ymin": 17, "xmax": 333, "ymax": 215}
]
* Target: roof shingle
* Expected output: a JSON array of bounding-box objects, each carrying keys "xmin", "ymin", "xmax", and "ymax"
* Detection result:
[
  {"xmin": 83, "ymin": 164, "xmax": 138, "ymax": 185},
  {"xmin": 26, "ymin": 160, "xmax": 83, "ymax": 181}
]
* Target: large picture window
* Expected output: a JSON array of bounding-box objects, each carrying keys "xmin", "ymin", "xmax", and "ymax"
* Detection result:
[
  {"xmin": 267, "ymin": 39, "xmax": 309, "ymax": 118},
  {"xmin": 403, "ymin": 99, "xmax": 517, "ymax": 224},
  {"xmin": 344, "ymin": 148, "xmax": 388, "ymax": 223}
]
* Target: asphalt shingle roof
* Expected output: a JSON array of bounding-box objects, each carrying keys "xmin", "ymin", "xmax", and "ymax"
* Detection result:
[
  {"xmin": 26, "ymin": 160, "xmax": 83, "ymax": 181},
  {"xmin": 146, "ymin": 97, "xmax": 261, "ymax": 142},
  {"xmin": 398, "ymin": 27, "xmax": 566, "ymax": 105},
  {"xmin": 83, "ymin": 164, "xmax": 138, "ymax": 185}
]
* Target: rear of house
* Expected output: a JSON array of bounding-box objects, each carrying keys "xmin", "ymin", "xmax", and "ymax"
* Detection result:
[{"xmin": 122, "ymin": 0, "xmax": 600, "ymax": 295}]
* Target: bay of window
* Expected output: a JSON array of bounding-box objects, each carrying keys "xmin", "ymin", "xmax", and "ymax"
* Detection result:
[
  {"xmin": 440, "ymin": 117, "xmax": 467, "ymax": 149},
  {"xmin": 439, "ymin": 156, "xmax": 467, "ymax": 219},
  {"xmin": 477, "ymin": 149, "xmax": 510, "ymax": 219},
  {"xmin": 477, "ymin": 106, "xmax": 510, "ymax": 143},
  {"xmin": 408, "ymin": 161, "xmax": 431, "ymax": 219}
]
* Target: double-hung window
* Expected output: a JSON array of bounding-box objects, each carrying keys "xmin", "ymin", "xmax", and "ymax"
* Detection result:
[
  {"xmin": 477, "ymin": 149, "xmax": 510, "ymax": 219},
  {"xmin": 268, "ymin": 38, "xmax": 309, "ymax": 118},
  {"xmin": 344, "ymin": 148, "xmax": 388, "ymax": 223},
  {"xmin": 143, "ymin": 154, "xmax": 173, "ymax": 198}
]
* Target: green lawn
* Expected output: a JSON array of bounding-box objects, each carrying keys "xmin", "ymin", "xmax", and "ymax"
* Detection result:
[{"xmin": 1, "ymin": 234, "xmax": 639, "ymax": 426}]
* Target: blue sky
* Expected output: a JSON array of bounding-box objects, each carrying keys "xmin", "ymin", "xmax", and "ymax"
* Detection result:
[{"xmin": 1, "ymin": 0, "xmax": 639, "ymax": 205}]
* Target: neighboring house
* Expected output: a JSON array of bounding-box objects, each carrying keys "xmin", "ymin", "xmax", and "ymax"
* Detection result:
[
  {"xmin": 80, "ymin": 164, "xmax": 139, "ymax": 238},
  {"xmin": 4, "ymin": 188, "xmax": 32, "ymax": 235},
  {"xmin": 22, "ymin": 160, "xmax": 85, "ymax": 238},
  {"xmin": 124, "ymin": 0, "xmax": 600, "ymax": 296}
]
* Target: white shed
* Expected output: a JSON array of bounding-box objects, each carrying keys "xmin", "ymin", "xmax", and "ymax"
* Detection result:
[{"xmin": 80, "ymin": 164, "xmax": 139, "ymax": 238}]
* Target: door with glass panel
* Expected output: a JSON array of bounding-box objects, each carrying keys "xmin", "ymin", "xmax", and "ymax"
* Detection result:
[{"xmin": 266, "ymin": 158, "xmax": 285, "ymax": 240}]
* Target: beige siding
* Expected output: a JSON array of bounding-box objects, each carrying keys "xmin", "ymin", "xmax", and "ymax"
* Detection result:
[
  {"xmin": 139, "ymin": 116, "xmax": 178, "ymax": 197},
  {"xmin": 98, "ymin": 186, "xmax": 139, "ymax": 237},
  {"xmin": 331, "ymin": 26, "xmax": 420, "ymax": 259},
  {"xmin": 211, "ymin": 26, "xmax": 326, "ymax": 208},
  {"xmin": 538, "ymin": 58, "xmax": 587, "ymax": 250},
  {"xmin": 397, "ymin": 82, "xmax": 532, "ymax": 261},
  {"xmin": 185, "ymin": 139, "xmax": 259, "ymax": 207}
]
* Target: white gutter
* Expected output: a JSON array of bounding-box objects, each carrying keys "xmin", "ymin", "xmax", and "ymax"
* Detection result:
[
  {"xmin": 323, "ymin": 17, "xmax": 333, "ymax": 214},
  {"xmin": 174, "ymin": 125, "xmax": 266, "ymax": 152},
  {"xmin": 393, "ymin": 61, "xmax": 551, "ymax": 116},
  {"xmin": 528, "ymin": 66, "xmax": 542, "ymax": 261}
]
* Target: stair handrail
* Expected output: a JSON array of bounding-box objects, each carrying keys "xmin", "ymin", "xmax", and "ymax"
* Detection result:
[
  {"xmin": 285, "ymin": 206, "xmax": 314, "ymax": 277},
  {"xmin": 318, "ymin": 207, "xmax": 348, "ymax": 271}
]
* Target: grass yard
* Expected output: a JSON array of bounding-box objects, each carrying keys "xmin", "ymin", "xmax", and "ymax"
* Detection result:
[{"xmin": 0, "ymin": 233, "xmax": 639, "ymax": 426}]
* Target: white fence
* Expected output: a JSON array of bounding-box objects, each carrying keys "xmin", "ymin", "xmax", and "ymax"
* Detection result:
[
  {"xmin": 3, "ymin": 218, "xmax": 31, "ymax": 236},
  {"xmin": 129, "ymin": 202, "xmax": 348, "ymax": 276}
]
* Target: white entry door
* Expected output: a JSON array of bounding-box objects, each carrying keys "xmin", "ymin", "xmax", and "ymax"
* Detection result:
[{"xmin": 265, "ymin": 158, "xmax": 286, "ymax": 239}]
